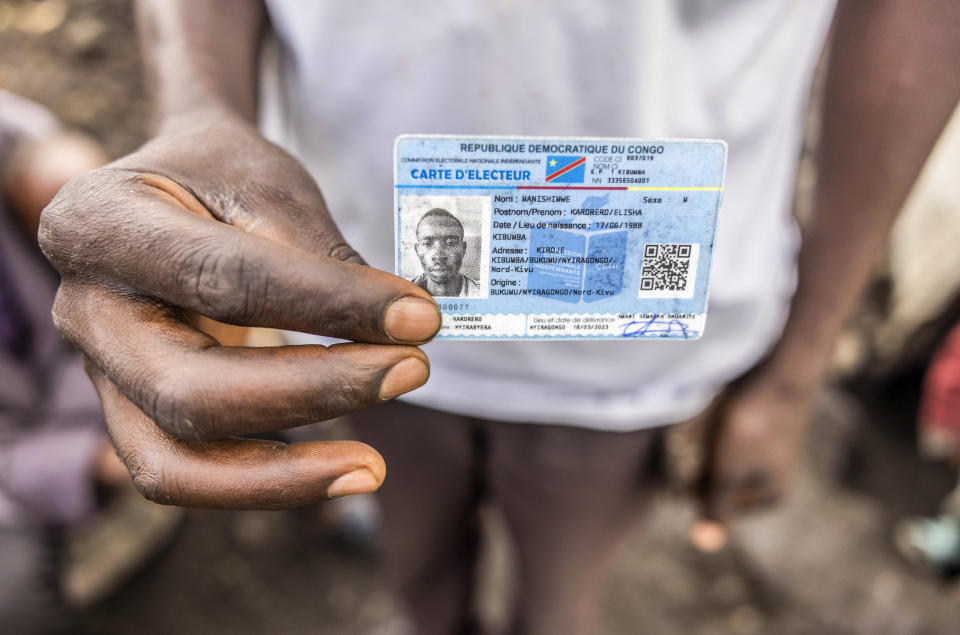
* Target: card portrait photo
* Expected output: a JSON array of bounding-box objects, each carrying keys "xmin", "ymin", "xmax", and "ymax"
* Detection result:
[{"xmin": 399, "ymin": 195, "xmax": 490, "ymax": 299}]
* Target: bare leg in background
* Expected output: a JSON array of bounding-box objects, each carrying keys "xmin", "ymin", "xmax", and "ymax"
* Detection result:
[
  {"xmin": 352, "ymin": 400, "xmax": 663, "ymax": 635},
  {"xmin": 351, "ymin": 401, "xmax": 484, "ymax": 635}
]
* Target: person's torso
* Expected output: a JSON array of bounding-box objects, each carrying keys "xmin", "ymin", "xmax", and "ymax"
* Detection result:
[{"xmin": 262, "ymin": 0, "xmax": 836, "ymax": 428}]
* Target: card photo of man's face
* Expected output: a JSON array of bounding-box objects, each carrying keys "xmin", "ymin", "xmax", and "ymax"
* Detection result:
[
  {"xmin": 415, "ymin": 209, "xmax": 466, "ymax": 288},
  {"xmin": 399, "ymin": 196, "xmax": 489, "ymax": 299}
]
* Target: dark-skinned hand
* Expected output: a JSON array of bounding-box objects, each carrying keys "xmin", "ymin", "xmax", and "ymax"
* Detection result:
[
  {"xmin": 39, "ymin": 113, "xmax": 441, "ymax": 509},
  {"xmin": 695, "ymin": 368, "xmax": 813, "ymax": 531}
]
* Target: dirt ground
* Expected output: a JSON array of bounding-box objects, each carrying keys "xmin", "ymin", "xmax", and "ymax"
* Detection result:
[
  {"xmin": 64, "ymin": 381, "xmax": 960, "ymax": 635},
  {"xmin": 3, "ymin": 1, "xmax": 960, "ymax": 633}
]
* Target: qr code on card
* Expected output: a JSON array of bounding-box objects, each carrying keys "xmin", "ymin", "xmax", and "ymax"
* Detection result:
[{"xmin": 637, "ymin": 243, "xmax": 700, "ymax": 299}]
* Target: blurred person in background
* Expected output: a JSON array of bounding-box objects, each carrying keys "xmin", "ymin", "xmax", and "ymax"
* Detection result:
[
  {"xmin": 0, "ymin": 89, "xmax": 151, "ymax": 633},
  {"xmin": 35, "ymin": 1, "xmax": 960, "ymax": 634},
  {"xmin": 895, "ymin": 322, "xmax": 960, "ymax": 580}
]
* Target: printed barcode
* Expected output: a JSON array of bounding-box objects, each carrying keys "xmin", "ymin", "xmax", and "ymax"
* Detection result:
[{"xmin": 637, "ymin": 243, "xmax": 699, "ymax": 299}]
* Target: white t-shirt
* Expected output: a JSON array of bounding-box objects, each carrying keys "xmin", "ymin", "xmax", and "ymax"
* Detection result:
[{"xmin": 262, "ymin": 0, "xmax": 836, "ymax": 430}]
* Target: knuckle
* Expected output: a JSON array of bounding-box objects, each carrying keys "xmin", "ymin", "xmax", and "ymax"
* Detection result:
[
  {"xmin": 174, "ymin": 236, "xmax": 268, "ymax": 323},
  {"xmin": 129, "ymin": 458, "xmax": 183, "ymax": 506},
  {"xmin": 327, "ymin": 242, "xmax": 365, "ymax": 265},
  {"xmin": 131, "ymin": 467, "xmax": 166, "ymax": 503},
  {"xmin": 314, "ymin": 376, "xmax": 370, "ymax": 419},
  {"xmin": 145, "ymin": 371, "xmax": 224, "ymax": 441},
  {"xmin": 124, "ymin": 451, "xmax": 170, "ymax": 503},
  {"xmin": 146, "ymin": 370, "xmax": 211, "ymax": 440},
  {"xmin": 37, "ymin": 169, "xmax": 119, "ymax": 274},
  {"xmin": 49, "ymin": 283, "xmax": 103, "ymax": 356},
  {"xmin": 48, "ymin": 281, "xmax": 99, "ymax": 336},
  {"xmin": 49, "ymin": 286, "xmax": 78, "ymax": 342}
]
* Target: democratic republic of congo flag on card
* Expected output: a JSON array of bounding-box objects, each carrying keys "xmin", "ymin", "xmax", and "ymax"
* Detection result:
[{"xmin": 545, "ymin": 155, "xmax": 586, "ymax": 183}]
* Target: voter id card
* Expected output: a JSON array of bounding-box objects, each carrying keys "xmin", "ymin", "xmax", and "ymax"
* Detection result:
[{"xmin": 394, "ymin": 135, "xmax": 726, "ymax": 340}]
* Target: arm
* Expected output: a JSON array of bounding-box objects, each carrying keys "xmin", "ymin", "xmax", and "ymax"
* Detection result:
[
  {"xmin": 700, "ymin": 0, "xmax": 960, "ymax": 520},
  {"xmin": 135, "ymin": 0, "xmax": 263, "ymax": 125},
  {"xmin": 38, "ymin": 0, "xmax": 441, "ymax": 509},
  {"xmin": 135, "ymin": 0, "xmax": 265, "ymax": 347},
  {"xmin": 769, "ymin": 0, "xmax": 960, "ymax": 393}
]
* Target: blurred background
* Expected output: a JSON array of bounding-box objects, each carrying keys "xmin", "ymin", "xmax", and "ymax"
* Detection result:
[{"xmin": 2, "ymin": 1, "xmax": 960, "ymax": 633}]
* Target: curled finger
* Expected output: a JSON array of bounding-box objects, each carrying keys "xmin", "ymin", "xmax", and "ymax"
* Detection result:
[
  {"xmin": 56, "ymin": 282, "xmax": 429, "ymax": 440},
  {"xmin": 87, "ymin": 363, "xmax": 387, "ymax": 508}
]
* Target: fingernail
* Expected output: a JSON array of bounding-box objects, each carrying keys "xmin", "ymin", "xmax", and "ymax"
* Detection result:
[
  {"xmin": 384, "ymin": 296, "xmax": 441, "ymax": 342},
  {"xmin": 328, "ymin": 469, "xmax": 380, "ymax": 498},
  {"xmin": 379, "ymin": 357, "xmax": 430, "ymax": 400}
]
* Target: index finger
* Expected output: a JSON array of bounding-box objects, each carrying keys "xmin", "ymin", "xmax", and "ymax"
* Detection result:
[{"xmin": 40, "ymin": 170, "xmax": 440, "ymax": 344}]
